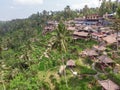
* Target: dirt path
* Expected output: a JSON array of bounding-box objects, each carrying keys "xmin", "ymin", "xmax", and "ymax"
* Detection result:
[{"xmin": 92, "ymin": 61, "xmax": 105, "ymax": 79}]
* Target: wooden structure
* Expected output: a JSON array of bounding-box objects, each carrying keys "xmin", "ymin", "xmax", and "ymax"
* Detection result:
[
  {"xmin": 67, "ymin": 26, "xmax": 76, "ymax": 31},
  {"xmin": 97, "ymin": 55, "xmax": 115, "ymax": 67},
  {"xmin": 103, "ymin": 35, "xmax": 117, "ymax": 44},
  {"xmin": 81, "ymin": 49, "xmax": 98, "ymax": 59},
  {"xmin": 75, "ymin": 25, "xmax": 85, "ymax": 31},
  {"xmin": 100, "ymin": 27, "xmax": 113, "ymax": 35},
  {"xmin": 103, "ymin": 12, "xmax": 116, "ymax": 19},
  {"xmin": 66, "ymin": 60, "xmax": 75, "ymax": 67},
  {"xmin": 92, "ymin": 32, "xmax": 105, "ymax": 40},
  {"xmin": 73, "ymin": 31, "xmax": 89, "ymax": 39},
  {"xmin": 98, "ymin": 79, "xmax": 120, "ymax": 90},
  {"xmin": 74, "ymin": 17, "xmax": 85, "ymax": 25},
  {"xmin": 43, "ymin": 21, "xmax": 58, "ymax": 34},
  {"xmin": 86, "ymin": 14, "xmax": 100, "ymax": 21},
  {"xmin": 92, "ymin": 45, "xmax": 106, "ymax": 52},
  {"xmin": 79, "ymin": 26, "xmax": 93, "ymax": 32},
  {"xmin": 85, "ymin": 14, "xmax": 102, "ymax": 25}
]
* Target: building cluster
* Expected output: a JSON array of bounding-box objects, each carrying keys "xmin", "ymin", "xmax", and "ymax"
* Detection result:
[
  {"xmin": 65, "ymin": 14, "xmax": 120, "ymax": 46},
  {"xmin": 43, "ymin": 13, "xmax": 119, "ymax": 45},
  {"xmin": 54, "ymin": 14, "xmax": 120, "ymax": 89},
  {"xmin": 98, "ymin": 79, "xmax": 120, "ymax": 90},
  {"xmin": 43, "ymin": 21, "xmax": 58, "ymax": 34}
]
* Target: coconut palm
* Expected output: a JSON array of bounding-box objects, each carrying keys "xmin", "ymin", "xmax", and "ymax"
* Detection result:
[
  {"xmin": 111, "ymin": 6, "xmax": 120, "ymax": 52},
  {"xmin": 52, "ymin": 22, "xmax": 70, "ymax": 52},
  {"xmin": 51, "ymin": 21, "xmax": 71, "ymax": 87},
  {"xmin": 116, "ymin": 4, "xmax": 120, "ymax": 18},
  {"xmin": 113, "ymin": 19, "xmax": 120, "ymax": 52}
]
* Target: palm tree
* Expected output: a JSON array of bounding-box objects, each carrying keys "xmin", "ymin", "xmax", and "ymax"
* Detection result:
[
  {"xmin": 51, "ymin": 21, "xmax": 71, "ymax": 87},
  {"xmin": 117, "ymin": 5, "xmax": 120, "ymax": 18},
  {"xmin": 111, "ymin": 6, "xmax": 120, "ymax": 52},
  {"xmin": 52, "ymin": 22, "xmax": 69, "ymax": 52},
  {"xmin": 64, "ymin": 5, "xmax": 71, "ymax": 20},
  {"xmin": 0, "ymin": 44, "xmax": 2, "ymax": 59},
  {"xmin": 113, "ymin": 19, "xmax": 120, "ymax": 52}
]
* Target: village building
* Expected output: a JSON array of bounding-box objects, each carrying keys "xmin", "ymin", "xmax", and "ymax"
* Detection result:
[
  {"xmin": 74, "ymin": 17, "xmax": 85, "ymax": 25},
  {"xmin": 92, "ymin": 45, "xmax": 106, "ymax": 52},
  {"xmin": 100, "ymin": 27, "xmax": 113, "ymax": 35},
  {"xmin": 98, "ymin": 79, "xmax": 120, "ymax": 90},
  {"xmin": 67, "ymin": 26, "xmax": 76, "ymax": 31},
  {"xmin": 78, "ymin": 26, "xmax": 93, "ymax": 33},
  {"xmin": 91, "ymin": 25, "xmax": 101, "ymax": 30},
  {"xmin": 85, "ymin": 14, "xmax": 102, "ymax": 25},
  {"xmin": 73, "ymin": 31, "xmax": 89, "ymax": 39},
  {"xmin": 102, "ymin": 13, "xmax": 116, "ymax": 26},
  {"xmin": 66, "ymin": 59, "xmax": 76, "ymax": 67},
  {"xmin": 92, "ymin": 32, "xmax": 105, "ymax": 40},
  {"xmin": 81, "ymin": 49, "xmax": 98, "ymax": 59},
  {"xmin": 44, "ymin": 26, "xmax": 54, "ymax": 31},
  {"xmin": 65, "ymin": 20, "xmax": 74, "ymax": 27},
  {"xmin": 75, "ymin": 25, "xmax": 85, "ymax": 31},
  {"xmin": 97, "ymin": 55, "xmax": 115, "ymax": 68},
  {"xmin": 91, "ymin": 26, "xmax": 113, "ymax": 40},
  {"xmin": 43, "ymin": 21, "xmax": 58, "ymax": 34},
  {"xmin": 103, "ymin": 34, "xmax": 117, "ymax": 44},
  {"xmin": 103, "ymin": 12, "xmax": 116, "ymax": 19},
  {"xmin": 86, "ymin": 14, "xmax": 100, "ymax": 20},
  {"xmin": 74, "ymin": 14, "xmax": 103, "ymax": 26}
]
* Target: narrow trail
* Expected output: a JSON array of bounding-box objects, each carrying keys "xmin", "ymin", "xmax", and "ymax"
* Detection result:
[
  {"xmin": 92, "ymin": 60, "xmax": 105, "ymax": 80},
  {"xmin": 38, "ymin": 36, "xmax": 109, "ymax": 82}
]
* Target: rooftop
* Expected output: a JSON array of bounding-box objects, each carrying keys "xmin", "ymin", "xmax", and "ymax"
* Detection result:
[
  {"xmin": 98, "ymin": 79, "xmax": 120, "ymax": 90},
  {"xmin": 93, "ymin": 45, "xmax": 106, "ymax": 51},
  {"xmin": 66, "ymin": 59, "xmax": 75, "ymax": 67},
  {"xmin": 103, "ymin": 35, "xmax": 117, "ymax": 44},
  {"xmin": 98, "ymin": 55, "xmax": 114, "ymax": 64},
  {"xmin": 82, "ymin": 49, "xmax": 98, "ymax": 56},
  {"xmin": 73, "ymin": 31, "xmax": 88, "ymax": 37}
]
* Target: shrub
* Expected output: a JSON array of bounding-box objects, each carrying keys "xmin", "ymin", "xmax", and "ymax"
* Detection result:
[
  {"xmin": 98, "ymin": 74, "xmax": 108, "ymax": 80},
  {"xmin": 108, "ymin": 73, "xmax": 120, "ymax": 85},
  {"xmin": 79, "ymin": 66, "xmax": 97, "ymax": 75}
]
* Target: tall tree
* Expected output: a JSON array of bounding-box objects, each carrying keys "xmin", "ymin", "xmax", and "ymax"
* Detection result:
[
  {"xmin": 112, "ymin": 6, "xmax": 120, "ymax": 52},
  {"xmin": 117, "ymin": 6, "xmax": 120, "ymax": 18},
  {"xmin": 64, "ymin": 5, "xmax": 71, "ymax": 20},
  {"xmin": 83, "ymin": 5, "xmax": 90, "ymax": 16},
  {"xmin": 99, "ymin": 0, "xmax": 107, "ymax": 16},
  {"xmin": 52, "ymin": 22, "xmax": 71, "ymax": 87}
]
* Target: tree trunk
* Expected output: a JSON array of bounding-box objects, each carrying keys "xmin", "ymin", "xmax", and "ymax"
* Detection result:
[
  {"xmin": 116, "ymin": 30, "xmax": 119, "ymax": 52},
  {"xmin": 62, "ymin": 56, "xmax": 68, "ymax": 88}
]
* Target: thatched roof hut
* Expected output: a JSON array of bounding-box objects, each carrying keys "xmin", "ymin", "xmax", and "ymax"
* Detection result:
[
  {"xmin": 83, "ymin": 26, "xmax": 93, "ymax": 31},
  {"xmin": 67, "ymin": 26, "xmax": 76, "ymax": 31},
  {"xmin": 98, "ymin": 79, "xmax": 120, "ymax": 90},
  {"xmin": 98, "ymin": 55, "xmax": 114, "ymax": 65},
  {"xmin": 93, "ymin": 45, "xmax": 106, "ymax": 51},
  {"xmin": 73, "ymin": 31, "xmax": 89, "ymax": 38},
  {"xmin": 66, "ymin": 60, "xmax": 75, "ymax": 67},
  {"xmin": 81, "ymin": 49, "xmax": 98, "ymax": 57},
  {"xmin": 103, "ymin": 35, "xmax": 117, "ymax": 44},
  {"xmin": 92, "ymin": 33, "xmax": 105, "ymax": 38}
]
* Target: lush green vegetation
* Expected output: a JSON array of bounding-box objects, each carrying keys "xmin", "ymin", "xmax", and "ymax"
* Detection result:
[
  {"xmin": 0, "ymin": 21, "xmax": 98, "ymax": 90},
  {"xmin": 0, "ymin": 1, "xmax": 120, "ymax": 89}
]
